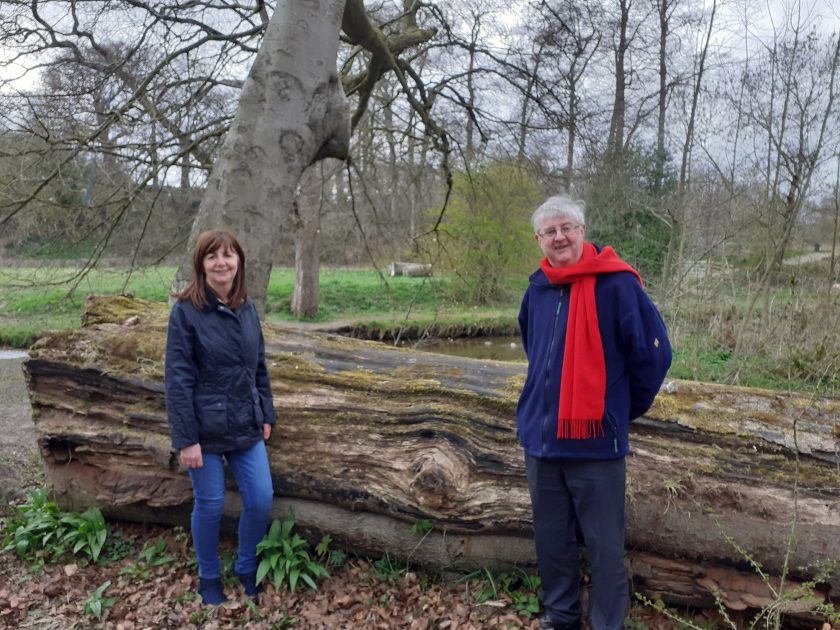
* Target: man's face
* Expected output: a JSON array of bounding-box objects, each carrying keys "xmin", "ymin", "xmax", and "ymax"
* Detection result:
[{"xmin": 535, "ymin": 216, "xmax": 586, "ymax": 268}]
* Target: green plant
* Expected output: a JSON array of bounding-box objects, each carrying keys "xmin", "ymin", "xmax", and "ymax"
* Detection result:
[
  {"xmin": 509, "ymin": 590, "xmax": 540, "ymax": 618},
  {"xmin": 255, "ymin": 510, "xmax": 329, "ymax": 592},
  {"xmin": 636, "ymin": 592, "xmax": 721, "ymax": 630},
  {"xmin": 59, "ymin": 507, "xmax": 108, "ymax": 563},
  {"xmin": 460, "ymin": 567, "xmax": 502, "ymax": 602},
  {"xmin": 314, "ymin": 533, "xmax": 346, "ymax": 568},
  {"xmin": 2, "ymin": 488, "xmax": 64, "ymax": 559},
  {"xmin": 2, "ymin": 488, "xmax": 108, "ymax": 564},
  {"xmin": 326, "ymin": 548, "xmax": 347, "ymax": 568},
  {"xmin": 176, "ymin": 590, "xmax": 197, "ymax": 604},
  {"xmin": 84, "ymin": 580, "xmax": 115, "ymax": 620},
  {"xmin": 624, "ymin": 615, "xmax": 650, "ymax": 630},
  {"xmin": 101, "ymin": 530, "xmax": 133, "ymax": 564},
  {"xmin": 374, "ymin": 551, "xmax": 404, "ymax": 582},
  {"xmin": 189, "ymin": 607, "xmax": 215, "ymax": 624},
  {"xmin": 173, "ymin": 525, "xmax": 189, "ymax": 543},
  {"xmin": 461, "ymin": 568, "xmax": 542, "ymax": 618},
  {"xmin": 410, "ymin": 519, "xmax": 434, "ymax": 536},
  {"xmin": 220, "ymin": 548, "xmax": 237, "ymax": 585},
  {"xmin": 121, "ymin": 536, "xmax": 176, "ymax": 581},
  {"xmin": 139, "ymin": 536, "xmax": 176, "ymax": 567}
]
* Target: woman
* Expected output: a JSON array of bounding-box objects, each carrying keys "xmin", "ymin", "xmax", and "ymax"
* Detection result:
[{"xmin": 165, "ymin": 229, "xmax": 275, "ymax": 605}]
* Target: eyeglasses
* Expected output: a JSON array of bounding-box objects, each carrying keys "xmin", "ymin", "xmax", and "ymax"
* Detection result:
[{"xmin": 537, "ymin": 224, "xmax": 581, "ymax": 239}]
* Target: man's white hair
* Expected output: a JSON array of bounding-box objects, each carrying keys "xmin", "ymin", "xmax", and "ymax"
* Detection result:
[{"xmin": 531, "ymin": 195, "xmax": 586, "ymax": 233}]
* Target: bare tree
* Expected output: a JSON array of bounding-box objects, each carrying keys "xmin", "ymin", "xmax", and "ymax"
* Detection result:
[
  {"xmin": 728, "ymin": 19, "xmax": 840, "ymax": 381},
  {"xmin": 0, "ymin": 0, "xmax": 268, "ymax": 272},
  {"xmin": 831, "ymin": 154, "xmax": 840, "ymax": 289},
  {"xmin": 0, "ymin": 0, "xmax": 447, "ymax": 313},
  {"xmin": 606, "ymin": 0, "xmax": 632, "ymax": 162},
  {"xmin": 533, "ymin": 0, "xmax": 602, "ymax": 190},
  {"xmin": 659, "ymin": 0, "xmax": 717, "ymax": 298}
]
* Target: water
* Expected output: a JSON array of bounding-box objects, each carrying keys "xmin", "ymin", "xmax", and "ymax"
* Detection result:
[
  {"xmin": 412, "ymin": 336, "xmax": 526, "ymax": 362},
  {"xmin": 0, "ymin": 350, "xmax": 28, "ymax": 360}
]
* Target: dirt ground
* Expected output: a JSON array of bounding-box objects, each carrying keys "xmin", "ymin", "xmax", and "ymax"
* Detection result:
[{"xmin": 0, "ymin": 353, "xmax": 43, "ymax": 503}]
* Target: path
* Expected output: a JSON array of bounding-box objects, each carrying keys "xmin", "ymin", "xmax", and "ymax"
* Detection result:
[
  {"xmin": 0, "ymin": 351, "xmax": 41, "ymax": 503},
  {"xmin": 783, "ymin": 251, "xmax": 833, "ymax": 265}
]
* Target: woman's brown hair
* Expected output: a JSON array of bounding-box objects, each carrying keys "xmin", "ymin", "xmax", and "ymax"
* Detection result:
[{"xmin": 173, "ymin": 230, "xmax": 248, "ymax": 309}]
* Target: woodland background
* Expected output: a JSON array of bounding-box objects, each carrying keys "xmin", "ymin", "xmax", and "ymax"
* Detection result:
[
  {"xmin": 2, "ymin": 2, "xmax": 840, "ymax": 628},
  {"xmin": 1, "ymin": 0, "xmax": 840, "ymax": 383}
]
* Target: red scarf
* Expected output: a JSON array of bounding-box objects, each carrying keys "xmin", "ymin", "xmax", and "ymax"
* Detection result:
[{"xmin": 539, "ymin": 243, "xmax": 642, "ymax": 439}]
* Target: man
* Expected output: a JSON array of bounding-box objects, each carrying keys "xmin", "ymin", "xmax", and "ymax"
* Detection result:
[{"xmin": 517, "ymin": 195, "xmax": 671, "ymax": 630}]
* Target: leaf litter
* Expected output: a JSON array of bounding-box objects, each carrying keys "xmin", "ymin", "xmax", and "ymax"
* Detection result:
[{"xmin": 0, "ymin": 519, "xmax": 551, "ymax": 629}]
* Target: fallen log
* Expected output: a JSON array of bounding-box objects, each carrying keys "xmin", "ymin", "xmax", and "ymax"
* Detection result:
[
  {"xmin": 387, "ymin": 261, "xmax": 433, "ymax": 277},
  {"xmin": 22, "ymin": 296, "xmax": 840, "ymax": 617}
]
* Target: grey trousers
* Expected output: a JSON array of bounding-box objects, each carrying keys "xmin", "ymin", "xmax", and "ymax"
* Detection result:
[{"xmin": 525, "ymin": 454, "xmax": 628, "ymax": 630}]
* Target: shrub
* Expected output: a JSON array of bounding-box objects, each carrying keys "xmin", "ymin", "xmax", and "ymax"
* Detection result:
[{"xmin": 427, "ymin": 162, "xmax": 541, "ymax": 304}]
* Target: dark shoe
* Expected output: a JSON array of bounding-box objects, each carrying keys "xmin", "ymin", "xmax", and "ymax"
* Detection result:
[
  {"xmin": 237, "ymin": 571, "xmax": 263, "ymax": 603},
  {"xmin": 539, "ymin": 613, "xmax": 582, "ymax": 630},
  {"xmin": 198, "ymin": 577, "xmax": 227, "ymax": 605}
]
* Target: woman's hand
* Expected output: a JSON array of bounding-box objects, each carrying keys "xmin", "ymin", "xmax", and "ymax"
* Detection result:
[
  {"xmin": 179, "ymin": 443, "xmax": 203, "ymax": 469},
  {"xmin": 263, "ymin": 423, "xmax": 272, "ymax": 440}
]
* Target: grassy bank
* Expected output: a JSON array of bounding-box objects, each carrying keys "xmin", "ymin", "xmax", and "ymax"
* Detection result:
[
  {"xmin": 1, "ymin": 264, "xmax": 838, "ymax": 394},
  {"xmin": 0, "ymin": 266, "xmax": 524, "ymax": 348}
]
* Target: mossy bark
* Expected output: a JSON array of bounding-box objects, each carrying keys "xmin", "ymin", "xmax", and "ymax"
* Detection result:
[{"xmin": 23, "ymin": 296, "xmax": 840, "ymax": 614}]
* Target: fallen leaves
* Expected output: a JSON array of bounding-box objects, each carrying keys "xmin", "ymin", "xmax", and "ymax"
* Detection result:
[
  {"xmin": 2, "ymin": 519, "xmax": 831, "ymax": 629},
  {"xmin": 0, "ymin": 520, "xmax": 545, "ymax": 629}
]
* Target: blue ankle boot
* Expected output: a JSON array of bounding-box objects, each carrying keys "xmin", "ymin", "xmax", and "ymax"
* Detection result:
[
  {"xmin": 198, "ymin": 577, "xmax": 227, "ymax": 605},
  {"xmin": 237, "ymin": 571, "xmax": 263, "ymax": 603}
]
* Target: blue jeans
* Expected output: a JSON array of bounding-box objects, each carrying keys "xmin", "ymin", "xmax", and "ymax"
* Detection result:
[
  {"xmin": 187, "ymin": 440, "xmax": 274, "ymax": 579},
  {"xmin": 525, "ymin": 455, "xmax": 628, "ymax": 630}
]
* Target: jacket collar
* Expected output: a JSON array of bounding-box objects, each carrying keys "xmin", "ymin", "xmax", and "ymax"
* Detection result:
[
  {"xmin": 530, "ymin": 243, "xmax": 604, "ymax": 287},
  {"xmin": 203, "ymin": 286, "xmax": 250, "ymax": 312},
  {"xmin": 202, "ymin": 286, "xmax": 223, "ymax": 312}
]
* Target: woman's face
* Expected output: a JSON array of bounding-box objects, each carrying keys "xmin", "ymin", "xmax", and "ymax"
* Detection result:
[{"xmin": 203, "ymin": 245, "xmax": 239, "ymax": 299}]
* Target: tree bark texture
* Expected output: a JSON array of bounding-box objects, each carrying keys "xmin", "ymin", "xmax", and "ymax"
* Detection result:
[
  {"xmin": 290, "ymin": 166, "xmax": 325, "ymax": 318},
  {"xmin": 606, "ymin": 0, "xmax": 630, "ymax": 160},
  {"xmin": 171, "ymin": 0, "xmax": 350, "ymax": 313},
  {"xmin": 22, "ymin": 297, "xmax": 840, "ymax": 614}
]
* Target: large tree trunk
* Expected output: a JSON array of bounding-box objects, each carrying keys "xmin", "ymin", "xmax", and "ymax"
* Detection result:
[
  {"xmin": 171, "ymin": 0, "xmax": 350, "ymax": 313},
  {"xmin": 290, "ymin": 166, "xmax": 326, "ymax": 318},
  {"xmin": 22, "ymin": 297, "xmax": 840, "ymax": 616},
  {"xmin": 606, "ymin": 0, "xmax": 630, "ymax": 162}
]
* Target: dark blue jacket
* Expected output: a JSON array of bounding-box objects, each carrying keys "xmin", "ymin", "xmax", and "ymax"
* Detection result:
[
  {"xmin": 516, "ymin": 260, "xmax": 671, "ymax": 460},
  {"xmin": 165, "ymin": 290, "xmax": 276, "ymax": 454}
]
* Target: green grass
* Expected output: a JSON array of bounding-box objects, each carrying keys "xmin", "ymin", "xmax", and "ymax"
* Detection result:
[
  {"xmin": 0, "ymin": 266, "xmax": 175, "ymax": 347},
  {"xmin": 0, "ymin": 266, "xmax": 522, "ymax": 347},
  {"xmin": 667, "ymin": 347, "xmax": 825, "ymax": 393},
  {"xmin": 264, "ymin": 269, "xmax": 464, "ymax": 321}
]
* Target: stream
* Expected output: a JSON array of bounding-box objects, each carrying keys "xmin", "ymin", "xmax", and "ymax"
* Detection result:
[{"xmin": 411, "ymin": 336, "xmax": 526, "ymax": 362}]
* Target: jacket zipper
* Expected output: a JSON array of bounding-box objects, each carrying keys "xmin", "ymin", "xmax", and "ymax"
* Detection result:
[
  {"xmin": 542, "ymin": 288, "xmax": 563, "ymax": 454},
  {"xmin": 606, "ymin": 413, "xmax": 619, "ymax": 454},
  {"xmin": 217, "ymin": 302, "xmax": 260, "ymax": 429}
]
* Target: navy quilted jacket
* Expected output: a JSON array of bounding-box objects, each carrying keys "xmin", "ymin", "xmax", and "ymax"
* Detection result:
[
  {"xmin": 165, "ymin": 290, "xmax": 276, "ymax": 454},
  {"xmin": 516, "ymin": 256, "xmax": 671, "ymax": 460}
]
